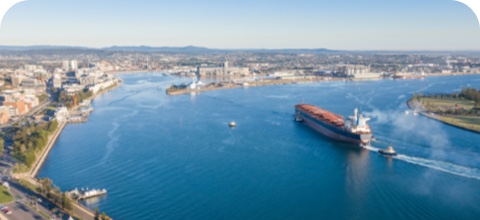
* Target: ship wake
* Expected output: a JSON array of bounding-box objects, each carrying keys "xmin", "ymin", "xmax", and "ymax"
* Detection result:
[{"xmin": 362, "ymin": 145, "xmax": 480, "ymax": 180}]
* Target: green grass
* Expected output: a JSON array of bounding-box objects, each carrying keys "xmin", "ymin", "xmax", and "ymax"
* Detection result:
[
  {"xmin": 13, "ymin": 163, "xmax": 30, "ymax": 173},
  {"xmin": 18, "ymin": 179, "xmax": 38, "ymax": 192},
  {"xmin": 0, "ymin": 185, "xmax": 14, "ymax": 203},
  {"xmin": 419, "ymin": 97, "xmax": 475, "ymax": 110},
  {"xmin": 434, "ymin": 115, "xmax": 480, "ymax": 133}
]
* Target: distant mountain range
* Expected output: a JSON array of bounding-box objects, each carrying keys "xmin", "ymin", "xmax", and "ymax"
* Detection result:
[
  {"xmin": 0, "ymin": 45, "xmax": 478, "ymax": 54},
  {"xmin": 0, "ymin": 45, "xmax": 338, "ymax": 54}
]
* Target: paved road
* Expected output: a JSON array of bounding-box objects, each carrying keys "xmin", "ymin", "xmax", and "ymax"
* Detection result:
[
  {"xmin": 1, "ymin": 201, "xmax": 45, "ymax": 220},
  {"xmin": 20, "ymin": 177, "xmax": 94, "ymax": 220},
  {"xmin": 0, "ymin": 100, "xmax": 50, "ymax": 129},
  {"xmin": 4, "ymin": 179, "xmax": 66, "ymax": 219}
]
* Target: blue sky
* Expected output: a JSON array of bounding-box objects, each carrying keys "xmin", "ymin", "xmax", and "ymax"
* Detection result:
[{"xmin": 0, "ymin": 0, "xmax": 479, "ymax": 50}]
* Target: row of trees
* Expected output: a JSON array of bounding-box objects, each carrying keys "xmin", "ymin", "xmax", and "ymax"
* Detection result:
[
  {"xmin": 461, "ymin": 87, "xmax": 480, "ymax": 105},
  {"xmin": 413, "ymin": 88, "xmax": 480, "ymax": 106},
  {"xmin": 12, "ymin": 120, "xmax": 58, "ymax": 169},
  {"xmin": 37, "ymin": 178, "xmax": 112, "ymax": 220},
  {"xmin": 413, "ymin": 92, "xmax": 462, "ymax": 100},
  {"xmin": 51, "ymin": 87, "xmax": 93, "ymax": 108},
  {"xmin": 37, "ymin": 178, "xmax": 73, "ymax": 215}
]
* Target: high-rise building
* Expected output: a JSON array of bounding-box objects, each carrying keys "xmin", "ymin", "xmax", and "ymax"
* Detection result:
[
  {"xmin": 70, "ymin": 60, "xmax": 78, "ymax": 70},
  {"xmin": 53, "ymin": 73, "xmax": 62, "ymax": 88},
  {"xmin": 63, "ymin": 60, "xmax": 70, "ymax": 70}
]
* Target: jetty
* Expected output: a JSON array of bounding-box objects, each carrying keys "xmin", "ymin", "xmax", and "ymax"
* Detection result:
[{"xmin": 67, "ymin": 188, "xmax": 107, "ymax": 201}]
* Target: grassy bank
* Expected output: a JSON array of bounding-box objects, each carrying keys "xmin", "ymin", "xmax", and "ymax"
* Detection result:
[
  {"xmin": 408, "ymin": 97, "xmax": 480, "ymax": 133},
  {"xmin": 0, "ymin": 185, "xmax": 14, "ymax": 203},
  {"xmin": 430, "ymin": 115, "xmax": 480, "ymax": 133}
]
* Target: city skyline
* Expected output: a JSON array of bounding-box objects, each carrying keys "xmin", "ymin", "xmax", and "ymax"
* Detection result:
[{"xmin": 0, "ymin": 0, "xmax": 479, "ymax": 50}]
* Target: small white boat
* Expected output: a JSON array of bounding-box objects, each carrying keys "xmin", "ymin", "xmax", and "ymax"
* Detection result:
[{"xmin": 228, "ymin": 121, "xmax": 236, "ymax": 127}]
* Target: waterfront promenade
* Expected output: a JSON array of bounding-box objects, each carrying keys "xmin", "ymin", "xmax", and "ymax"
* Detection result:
[
  {"xmin": 30, "ymin": 121, "xmax": 66, "ymax": 177},
  {"xmin": 8, "ymin": 82, "xmax": 122, "ymax": 220}
]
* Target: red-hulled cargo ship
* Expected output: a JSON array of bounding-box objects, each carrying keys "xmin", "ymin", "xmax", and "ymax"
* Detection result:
[{"xmin": 295, "ymin": 104, "xmax": 372, "ymax": 145}]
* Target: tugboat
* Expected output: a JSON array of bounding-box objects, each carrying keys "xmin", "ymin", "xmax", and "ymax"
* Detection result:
[
  {"xmin": 228, "ymin": 121, "xmax": 236, "ymax": 128},
  {"xmin": 378, "ymin": 146, "xmax": 397, "ymax": 156}
]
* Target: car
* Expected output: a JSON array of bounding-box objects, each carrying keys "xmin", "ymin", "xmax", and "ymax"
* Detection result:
[
  {"xmin": 0, "ymin": 206, "xmax": 8, "ymax": 211},
  {"xmin": 2, "ymin": 207, "xmax": 10, "ymax": 214}
]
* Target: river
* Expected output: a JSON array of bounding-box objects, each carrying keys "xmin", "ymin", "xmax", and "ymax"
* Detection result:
[{"xmin": 38, "ymin": 73, "xmax": 480, "ymax": 219}]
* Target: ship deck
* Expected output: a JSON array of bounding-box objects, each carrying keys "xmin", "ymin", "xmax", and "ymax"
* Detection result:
[{"xmin": 295, "ymin": 104, "xmax": 344, "ymax": 128}]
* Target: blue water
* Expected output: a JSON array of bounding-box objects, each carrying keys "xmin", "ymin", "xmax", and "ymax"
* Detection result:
[{"xmin": 38, "ymin": 73, "xmax": 480, "ymax": 219}]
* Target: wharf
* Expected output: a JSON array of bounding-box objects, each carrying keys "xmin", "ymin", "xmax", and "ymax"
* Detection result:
[
  {"xmin": 167, "ymin": 77, "xmax": 338, "ymax": 95},
  {"xmin": 67, "ymin": 188, "xmax": 107, "ymax": 201}
]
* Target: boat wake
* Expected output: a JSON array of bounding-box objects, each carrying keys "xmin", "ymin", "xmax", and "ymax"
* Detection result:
[{"xmin": 362, "ymin": 145, "xmax": 480, "ymax": 180}]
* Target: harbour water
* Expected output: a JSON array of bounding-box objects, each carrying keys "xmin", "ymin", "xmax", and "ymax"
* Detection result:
[{"xmin": 38, "ymin": 73, "xmax": 480, "ymax": 219}]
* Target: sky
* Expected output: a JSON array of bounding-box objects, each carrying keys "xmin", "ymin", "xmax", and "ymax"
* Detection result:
[{"xmin": 0, "ymin": 0, "xmax": 479, "ymax": 50}]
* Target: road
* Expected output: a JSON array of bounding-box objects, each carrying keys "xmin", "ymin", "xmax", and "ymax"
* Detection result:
[
  {"xmin": 0, "ymin": 100, "xmax": 50, "ymax": 129},
  {"xmin": 0, "ymin": 179, "xmax": 70, "ymax": 220}
]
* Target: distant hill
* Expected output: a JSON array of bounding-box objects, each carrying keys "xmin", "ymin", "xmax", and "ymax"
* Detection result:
[
  {"xmin": 103, "ymin": 45, "xmax": 218, "ymax": 53},
  {"xmin": 0, "ymin": 45, "xmax": 339, "ymax": 54},
  {"xmin": 103, "ymin": 46, "xmax": 338, "ymax": 54},
  {"xmin": 0, "ymin": 45, "xmax": 478, "ymax": 55},
  {"xmin": 0, "ymin": 45, "xmax": 90, "ymax": 51}
]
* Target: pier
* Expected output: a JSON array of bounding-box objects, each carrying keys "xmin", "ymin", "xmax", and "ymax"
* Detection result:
[{"xmin": 67, "ymin": 188, "xmax": 107, "ymax": 201}]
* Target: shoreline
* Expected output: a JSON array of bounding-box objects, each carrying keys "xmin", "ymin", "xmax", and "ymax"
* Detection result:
[
  {"xmin": 167, "ymin": 73, "xmax": 478, "ymax": 96},
  {"xmin": 167, "ymin": 77, "xmax": 347, "ymax": 95},
  {"xmin": 407, "ymin": 99, "xmax": 480, "ymax": 134},
  {"xmin": 29, "ymin": 121, "xmax": 67, "ymax": 177},
  {"xmin": 12, "ymin": 79, "xmax": 123, "ymax": 220}
]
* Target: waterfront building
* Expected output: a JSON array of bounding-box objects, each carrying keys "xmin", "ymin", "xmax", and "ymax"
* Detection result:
[
  {"xmin": 79, "ymin": 75, "xmax": 98, "ymax": 86},
  {"xmin": 63, "ymin": 84, "xmax": 84, "ymax": 95},
  {"xmin": 336, "ymin": 65, "xmax": 382, "ymax": 79},
  {"xmin": 55, "ymin": 107, "xmax": 69, "ymax": 122},
  {"xmin": 197, "ymin": 61, "xmax": 250, "ymax": 78}
]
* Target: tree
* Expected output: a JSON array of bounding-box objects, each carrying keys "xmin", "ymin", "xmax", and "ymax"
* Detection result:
[
  {"xmin": 101, "ymin": 212, "xmax": 111, "ymax": 220},
  {"xmin": 41, "ymin": 178, "xmax": 52, "ymax": 195},
  {"xmin": 0, "ymin": 138, "xmax": 4, "ymax": 157},
  {"xmin": 94, "ymin": 207, "xmax": 100, "ymax": 220}
]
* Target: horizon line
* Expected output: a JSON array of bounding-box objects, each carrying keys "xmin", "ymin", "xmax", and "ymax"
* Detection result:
[{"xmin": 0, "ymin": 44, "xmax": 480, "ymax": 52}]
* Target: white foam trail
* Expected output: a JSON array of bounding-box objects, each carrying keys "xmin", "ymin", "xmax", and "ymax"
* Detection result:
[
  {"xmin": 395, "ymin": 154, "xmax": 480, "ymax": 180},
  {"xmin": 363, "ymin": 145, "xmax": 480, "ymax": 180}
]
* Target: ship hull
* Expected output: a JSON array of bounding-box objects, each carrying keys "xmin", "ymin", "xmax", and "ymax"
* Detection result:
[{"xmin": 296, "ymin": 107, "xmax": 371, "ymax": 145}]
